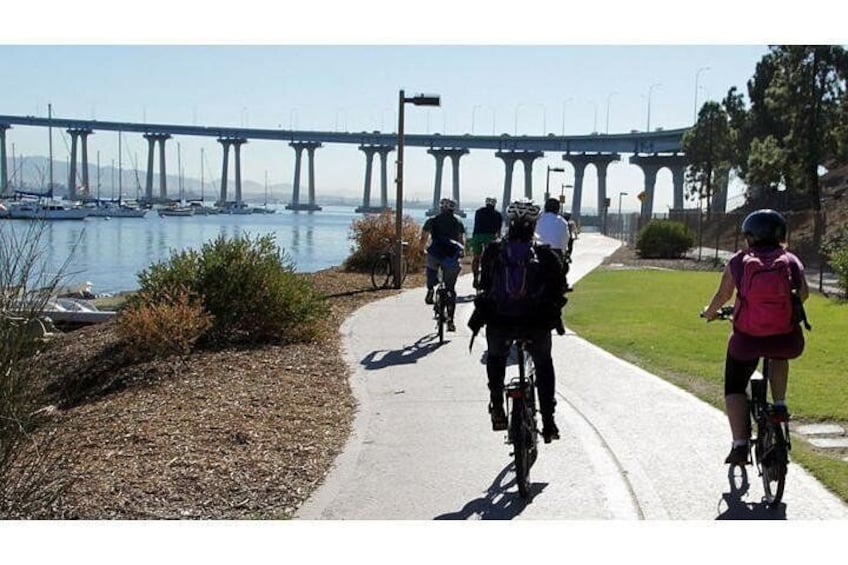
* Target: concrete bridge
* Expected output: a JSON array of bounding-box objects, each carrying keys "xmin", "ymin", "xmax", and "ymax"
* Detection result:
[{"xmin": 0, "ymin": 113, "xmax": 723, "ymax": 221}]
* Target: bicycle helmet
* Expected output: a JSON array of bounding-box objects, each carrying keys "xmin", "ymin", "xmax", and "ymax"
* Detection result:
[
  {"xmin": 741, "ymin": 209, "xmax": 786, "ymax": 246},
  {"xmin": 439, "ymin": 198, "xmax": 457, "ymax": 213},
  {"xmin": 544, "ymin": 198, "xmax": 561, "ymax": 213},
  {"xmin": 485, "ymin": 197, "xmax": 497, "ymax": 207}
]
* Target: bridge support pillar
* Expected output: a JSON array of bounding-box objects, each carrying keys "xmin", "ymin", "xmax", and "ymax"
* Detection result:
[
  {"xmin": 287, "ymin": 141, "xmax": 322, "ymax": 211},
  {"xmin": 0, "ymin": 125, "xmax": 9, "ymax": 196},
  {"xmin": 426, "ymin": 148, "xmax": 469, "ymax": 216},
  {"xmin": 217, "ymin": 138, "xmax": 231, "ymax": 204},
  {"xmin": 710, "ymin": 167, "xmax": 730, "ymax": 214},
  {"xmin": 561, "ymin": 152, "xmax": 620, "ymax": 226},
  {"xmin": 376, "ymin": 146, "xmax": 394, "ymax": 210},
  {"xmin": 495, "ymin": 150, "xmax": 543, "ymax": 215},
  {"xmin": 67, "ymin": 129, "xmax": 79, "ymax": 199},
  {"xmin": 143, "ymin": 132, "xmax": 171, "ymax": 203},
  {"xmin": 358, "ymin": 145, "xmax": 377, "ymax": 211},
  {"xmin": 629, "ymin": 153, "xmax": 688, "ymax": 222},
  {"xmin": 232, "ymin": 138, "xmax": 247, "ymax": 205},
  {"xmin": 79, "ymin": 130, "xmax": 93, "ymax": 197}
]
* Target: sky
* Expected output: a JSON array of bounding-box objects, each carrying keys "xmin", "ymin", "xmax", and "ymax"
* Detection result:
[{"xmin": 0, "ymin": 4, "xmax": 838, "ymax": 217}]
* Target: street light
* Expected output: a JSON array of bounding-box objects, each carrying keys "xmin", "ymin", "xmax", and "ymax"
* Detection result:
[
  {"xmin": 694, "ymin": 66, "xmax": 711, "ymax": 123},
  {"xmin": 561, "ymin": 97, "xmax": 573, "ymax": 135},
  {"xmin": 618, "ymin": 191, "xmax": 628, "ymax": 241},
  {"xmin": 394, "ymin": 90, "xmax": 441, "ymax": 288},
  {"xmin": 606, "ymin": 92, "xmax": 618, "ymax": 134},
  {"xmin": 545, "ymin": 166, "xmax": 565, "ymax": 201},
  {"xmin": 646, "ymin": 83, "xmax": 661, "ymax": 132}
]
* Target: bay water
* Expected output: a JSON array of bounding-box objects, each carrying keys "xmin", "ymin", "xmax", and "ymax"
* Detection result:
[{"xmin": 2, "ymin": 206, "xmax": 458, "ymax": 296}]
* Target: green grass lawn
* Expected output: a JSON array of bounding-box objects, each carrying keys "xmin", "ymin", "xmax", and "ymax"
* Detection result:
[{"xmin": 565, "ymin": 268, "xmax": 848, "ymax": 502}]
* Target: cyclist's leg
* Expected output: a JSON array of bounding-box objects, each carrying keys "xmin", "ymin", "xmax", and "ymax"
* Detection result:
[
  {"xmin": 424, "ymin": 253, "xmax": 439, "ymax": 304},
  {"xmin": 724, "ymin": 353, "xmax": 759, "ymax": 462},
  {"xmin": 441, "ymin": 260, "xmax": 461, "ymax": 323},
  {"xmin": 528, "ymin": 331, "xmax": 558, "ymax": 440},
  {"xmin": 768, "ymin": 359, "xmax": 788, "ymax": 404},
  {"xmin": 485, "ymin": 325, "xmax": 510, "ymax": 430}
]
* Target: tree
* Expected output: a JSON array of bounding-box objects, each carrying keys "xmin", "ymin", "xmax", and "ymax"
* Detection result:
[{"xmin": 682, "ymin": 101, "xmax": 734, "ymax": 218}]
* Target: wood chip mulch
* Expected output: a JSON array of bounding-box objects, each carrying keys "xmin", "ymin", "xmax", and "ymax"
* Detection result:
[{"xmin": 25, "ymin": 267, "xmax": 426, "ymax": 520}]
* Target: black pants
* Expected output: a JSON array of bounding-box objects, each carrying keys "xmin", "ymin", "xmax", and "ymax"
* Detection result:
[{"xmin": 485, "ymin": 325, "xmax": 556, "ymax": 419}]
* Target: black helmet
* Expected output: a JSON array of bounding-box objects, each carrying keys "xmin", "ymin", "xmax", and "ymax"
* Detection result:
[
  {"xmin": 544, "ymin": 198, "xmax": 561, "ymax": 213},
  {"xmin": 741, "ymin": 209, "xmax": 786, "ymax": 245}
]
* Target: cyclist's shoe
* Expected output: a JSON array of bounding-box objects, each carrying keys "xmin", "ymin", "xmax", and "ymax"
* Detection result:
[
  {"xmin": 424, "ymin": 289, "xmax": 434, "ymax": 305},
  {"xmin": 724, "ymin": 444, "xmax": 750, "ymax": 466},
  {"xmin": 542, "ymin": 417, "xmax": 560, "ymax": 444},
  {"xmin": 447, "ymin": 320, "xmax": 456, "ymax": 332},
  {"xmin": 489, "ymin": 402, "xmax": 508, "ymax": 431}
]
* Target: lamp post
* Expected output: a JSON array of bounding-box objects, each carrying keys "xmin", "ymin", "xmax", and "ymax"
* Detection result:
[
  {"xmin": 617, "ymin": 191, "xmax": 628, "ymax": 241},
  {"xmin": 605, "ymin": 92, "xmax": 618, "ymax": 134},
  {"xmin": 646, "ymin": 83, "xmax": 661, "ymax": 132},
  {"xmin": 561, "ymin": 97, "xmax": 573, "ymax": 135},
  {"xmin": 395, "ymin": 89, "xmax": 441, "ymax": 288},
  {"xmin": 545, "ymin": 166, "xmax": 565, "ymax": 201},
  {"xmin": 694, "ymin": 66, "xmax": 711, "ymax": 123}
]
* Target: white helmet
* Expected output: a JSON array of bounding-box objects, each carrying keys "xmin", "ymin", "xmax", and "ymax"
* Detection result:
[
  {"xmin": 506, "ymin": 198, "xmax": 540, "ymax": 222},
  {"xmin": 485, "ymin": 197, "xmax": 497, "ymax": 207},
  {"xmin": 439, "ymin": 198, "xmax": 457, "ymax": 212}
]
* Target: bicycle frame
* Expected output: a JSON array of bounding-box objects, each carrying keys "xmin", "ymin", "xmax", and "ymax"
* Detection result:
[{"xmin": 748, "ymin": 359, "xmax": 791, "ymax": 506}]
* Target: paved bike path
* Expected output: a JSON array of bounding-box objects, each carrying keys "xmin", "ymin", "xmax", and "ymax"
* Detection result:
[{"xmin": 297, "ymin": 234, "xmax": 848, "ymax": 520}]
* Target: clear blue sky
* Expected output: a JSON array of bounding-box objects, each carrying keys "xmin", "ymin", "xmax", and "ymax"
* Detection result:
[{"xmin": 1, "ymin": 2, "xmax": 835, "ymax": 212}]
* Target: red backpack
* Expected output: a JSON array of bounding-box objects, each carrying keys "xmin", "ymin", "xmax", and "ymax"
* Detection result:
[{"xmin": 733, "ymin": 248, "xmax": 795, "ymax": 337}]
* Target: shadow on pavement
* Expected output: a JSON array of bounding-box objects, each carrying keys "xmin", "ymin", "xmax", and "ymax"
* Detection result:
[
  {"xmin": 360, "ymin": 333, "xmax": 448, "ymax": 371},
  {"xmin": 433, "ymin": 463, "xmax": 548, "ymax": 520},
  {"xmin": 715, "ymin": 464, "xmax": 787, "ymax": 520}
]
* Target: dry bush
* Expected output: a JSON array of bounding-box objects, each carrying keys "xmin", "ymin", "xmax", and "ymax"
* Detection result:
[
  {"xmin": 116, "ymin": 288, "xmax": 213, "ymax": 362},
  {"xmin": 343, "ymin": 211, "xmax": 424, "ymax": 272}
]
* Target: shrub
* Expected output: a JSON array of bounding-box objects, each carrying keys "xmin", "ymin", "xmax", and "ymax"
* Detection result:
[
  {"xmin": 821, "ymin": 227, "xmax": 848, "ymax": 298},
  {"xmin": 117, "ymin": 287, "xmax": 213, "ymax": 362},
  {"xmin": 133, "ymin": 233, "xmax": 328, "ymax": 345},
  {"xmin": 636, "ymin": 220, "xmax": 695, "ymax": 259},
  {"xmin": 343, "ymin": 211, "xmax": 424, "ymax": 272}
]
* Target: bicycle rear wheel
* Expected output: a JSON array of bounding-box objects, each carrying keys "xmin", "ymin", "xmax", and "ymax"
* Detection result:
[
  {"xmin": 757, "ymin": 421, "xmax": 788, "ymax": 506},
  {"xmin": 435, "ymin": 289, "xmax": 446, "ymax": 344},
  {"xmin": 511, "ymin": 399, "xmax": 532, "ymax": 499},
  {"xmin": 370, "ymin": 255, "xmax": 392, "ymax": 289}
]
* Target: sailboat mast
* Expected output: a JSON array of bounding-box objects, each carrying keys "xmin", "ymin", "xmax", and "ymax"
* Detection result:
[
  {"xmin": 96, "ymin": 150, "xmax": 101, "ymax": 200},
  {"xmin": 200, "ymin": 147, "xmax": 204, "ymax": 202},
  {"xmin": 118, "ymin": 130, "xmax": 122, "ymax": 200},
  {"xmin": 177, "ymin": 142, "xmax": 183, "ymax": 203},
  {"xmin": 47, "ymin": 103, "xmax": 54, "ymax": 195}
]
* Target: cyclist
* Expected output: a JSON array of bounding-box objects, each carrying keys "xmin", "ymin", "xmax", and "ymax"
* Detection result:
[
  {"xmin": 420, "ymin": 197, "xmax": 466, "ymax": 332},
  {"xmin": 701, "ymin": 209, "xmax": 809, "ymax": 465},
  {"xmin": 469, "ymin": 198, "xmax": 567, "ymax": 443},
  {"xmin": 562, "ymin": 211, "xmax": 578, "ymax": 261},
  {"xmin": 470, "ymin": 197, "xmax": 503, "ymax": 289},
  {"xmin": 536, "ymin": 198, "xmax": 574, "ymax": 292}
]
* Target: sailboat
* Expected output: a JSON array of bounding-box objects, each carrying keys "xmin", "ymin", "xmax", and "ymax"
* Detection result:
[
  {"xmin": 84, "ymin": 132, "xmax": 147, "ymax": 218},
  {"xmin": 159, "ymin": 142, "xmax": 194, "ymax": 217},
  {"xmin": 252, "ymin": 170, "xmax": 276, "ymax": 214},
  {"xmin": 187, "ymin": 147, "xmax": 220, "ymax": 215},
  {"xmin": 3, "ymin": 104, "xmax": 89, "ymax": 221}
]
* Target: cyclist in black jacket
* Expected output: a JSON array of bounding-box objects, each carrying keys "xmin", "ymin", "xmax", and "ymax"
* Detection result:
[
  {"xmin": 468, "ymin": 198, "xmax": 567, "ymax": 443},
  {"xmin": 470, "ymin": 197, "xmax": 503, "ymax": 288}
]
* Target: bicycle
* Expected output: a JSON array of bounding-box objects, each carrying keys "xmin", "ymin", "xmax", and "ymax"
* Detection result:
[
  {"xmin": 503, "ymin": 338, "xmax": 539, "ymax": 499},
  {"xmin": 370, "ymin": 240, "xmax": 409, "ymax": 290},
  {"xmin": 432, "ymin": 266, "xmax": 450, "ymax": 344},
  {"xmin": 709, "ymin": 305, "xmax": 791, "ymax": 506}
]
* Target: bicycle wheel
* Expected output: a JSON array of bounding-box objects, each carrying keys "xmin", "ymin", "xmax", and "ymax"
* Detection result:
[
  {"xmin": 370, "ymin": 255, "xmax": 392, "ymax": 289},
  {"xmin": 757, "ymin": 421, "xmax": 788, "ymax": 506},
  {"xmin": 510, "ymin": 399, "xmax": 532, "ymax": 498},
  {"xmin": 400, "ymin": 257, "xmax": 409, "ymax": 285}
]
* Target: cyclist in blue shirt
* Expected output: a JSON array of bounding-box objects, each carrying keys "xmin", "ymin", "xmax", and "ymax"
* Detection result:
[{"xmin": 420, "ymin": 198, "xmax": 466, "ymax": 332}]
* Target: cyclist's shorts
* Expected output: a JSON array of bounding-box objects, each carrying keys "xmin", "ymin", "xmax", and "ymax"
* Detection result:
[{"xmin": 470, "ymin": 233, "xmax": 496, "ymax": 255}]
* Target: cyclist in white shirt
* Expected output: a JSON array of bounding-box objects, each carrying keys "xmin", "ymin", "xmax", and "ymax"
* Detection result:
[{"xmin": 536, "ymin": 198, "xmax": 573, "ymax": 291}]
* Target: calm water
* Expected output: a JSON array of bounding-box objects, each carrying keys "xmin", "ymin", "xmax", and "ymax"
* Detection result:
[{"xmin": 3, "ymin": 205, "xmax": 452, "ymax": 295}]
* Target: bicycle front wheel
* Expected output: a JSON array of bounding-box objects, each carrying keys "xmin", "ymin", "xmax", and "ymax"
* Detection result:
[
  {"xmin": 371, "ymin": 255, "xmax": 392, "ymax": 289},
  {"xmin": 757, "ymin": 422, "xmax": 788, "ymax": 506}
]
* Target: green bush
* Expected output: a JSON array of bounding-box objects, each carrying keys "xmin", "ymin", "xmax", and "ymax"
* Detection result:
[
  {"xmin": 821, "ymin": 227, "xmax": 848, "ymax": 298},
  {"xmin": 133, "ymin": 233, "xmax": 328, "ymax": 345},
  {"xmin": 636, "ymin": 220, "xmax": 695, "ymax": 259},
  {"xmin": 343, "ymin": 211, "xmax": 424, "ymax": 272}
]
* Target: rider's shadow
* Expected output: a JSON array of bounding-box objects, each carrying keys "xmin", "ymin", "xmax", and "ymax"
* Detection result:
[
  {"xmin": 360, "ymin": 333, "xmax": 447, "ymax": 371},
  {"xmin": 715, "ymin": 464, "xmax": 787, "ymax": 520},
  {"xmin": 433, "ymin": 463, "xmax": 548, "ymax": 520}
]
